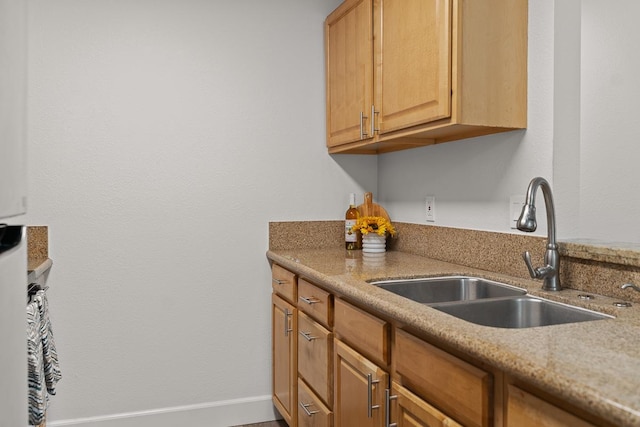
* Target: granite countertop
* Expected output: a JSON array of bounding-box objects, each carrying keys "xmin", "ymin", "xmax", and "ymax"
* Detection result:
[{"xmin": 267, "ymin": 248, "xmax": 640, "ymax": 427}]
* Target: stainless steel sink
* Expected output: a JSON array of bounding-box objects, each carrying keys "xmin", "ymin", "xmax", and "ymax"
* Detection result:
[
  {"xmin": 433, "ymin": 296, "xmax": 613, "ymax": 328},
  {"xmin": 370, "ymin": 275, "xmax": 612, "ymax": 328},
  {"xmin": 370, "ymin": 276, "xmax": 526, "ymax": 304}
]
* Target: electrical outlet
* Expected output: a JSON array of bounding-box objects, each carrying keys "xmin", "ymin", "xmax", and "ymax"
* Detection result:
[
  {"xmin": 510, "ymin": 195, "xmax": 524, "ymax": 229},
  {"xmin": 426, "ymin": 196, "xmax": 435, "ymax": 222}
]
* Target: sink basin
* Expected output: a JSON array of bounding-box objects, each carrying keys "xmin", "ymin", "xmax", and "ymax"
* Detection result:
[
  {"xmin": 370, "ymin": 276, "xmax": 526, "ymax": 304},
  {"xmin": 433, "ymin": 296, "xmax": 613, "ymax": 328}
]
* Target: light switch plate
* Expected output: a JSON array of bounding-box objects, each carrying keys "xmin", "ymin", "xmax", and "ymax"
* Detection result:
[{"xmin": 426, "ymin": 196, "xmax": 435, "ymax": 222}]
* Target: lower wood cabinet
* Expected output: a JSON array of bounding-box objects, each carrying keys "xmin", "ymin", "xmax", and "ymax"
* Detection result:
[
  {"xmin": 270, "ymin": 264, "xmax": 611, "ymax": 427},
  {"xmin": 334, "ymin": 338, "xmax": 388, "ymax": 427}
]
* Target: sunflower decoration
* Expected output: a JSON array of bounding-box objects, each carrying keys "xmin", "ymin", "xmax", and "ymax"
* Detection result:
[{"xmin": 351, "ymin": 216, "xmax": 396, "ymax": 237}]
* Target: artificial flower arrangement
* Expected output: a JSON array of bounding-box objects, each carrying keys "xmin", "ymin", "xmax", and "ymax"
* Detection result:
[{"xmin": 351, "ymin": 216, "xmax": 396, "ymax": 237}]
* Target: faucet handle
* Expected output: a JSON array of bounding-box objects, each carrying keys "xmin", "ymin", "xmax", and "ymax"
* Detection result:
[{"xmin": 522, "ymin": 251, "xmax": 539, "ymax": 279}]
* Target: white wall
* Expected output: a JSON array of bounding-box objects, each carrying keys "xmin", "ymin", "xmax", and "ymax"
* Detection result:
[
  {"xmin": 580, "ymin": 0, "xmax": 640, "ymax": 242},
  {"xmin": 24, "ymin": 0, "xmax": 375, "ymax": 425}
]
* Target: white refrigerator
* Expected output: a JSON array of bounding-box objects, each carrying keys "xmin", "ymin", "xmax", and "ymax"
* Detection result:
[
  {"xmin": 0, "ymin": 226, "xmax": 28, "ymax": 426},
  {"xmin": 1, "ymin": 0, "xmax": 29, "ymax": 424}
]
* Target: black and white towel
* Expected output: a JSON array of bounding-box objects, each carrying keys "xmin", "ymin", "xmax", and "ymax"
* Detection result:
[{"xmin": 27, "ymin": 290, "xmax": 62, "ymax": 425}]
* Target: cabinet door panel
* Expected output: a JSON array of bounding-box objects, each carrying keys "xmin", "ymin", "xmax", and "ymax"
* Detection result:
[
  {"xmin": 334, "ymin": 339, "xmax": 388, "ymax": 427},
  {"xmin": 326, "ymin": 0, "xmax": 374, "ymax": 147},
  {"xmin": 378, "ymin": 0, "xmax": 451, "ymax": 133},
  {"xmin": 272, "ymin": 293, "xmax": 297, "ymax": 424}
]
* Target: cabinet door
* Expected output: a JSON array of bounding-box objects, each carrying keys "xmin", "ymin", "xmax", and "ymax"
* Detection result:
[
  {"xmin": 334, "ymin": 339, "xmax": 388, "ymax": 427},
  {"xmin": 377, "ymin": 0, "xmax": 451, "ymax": 134},
  {"xmin": 506, "ymin": 385, "xmax": 597, "ymax": 427},
  {"xmin": 325, "ymin": 0, "xmax": 374, "ymax": 147},
  {"xmin": 272, "ymin": 293, "xmax": 297, "ymax": 425},
  {"xmin": 391, "ymin": 382, "xmax": 462, "ymax": 427}
]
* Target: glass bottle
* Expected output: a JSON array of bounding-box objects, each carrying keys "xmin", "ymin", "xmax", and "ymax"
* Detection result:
[{"xmin": 345, "ymin": 193, "xmax": 359, "ymax": 250}]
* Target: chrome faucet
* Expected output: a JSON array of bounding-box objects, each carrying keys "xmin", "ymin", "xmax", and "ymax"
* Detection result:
[
  {"xmin": 516, "ymin": 177, "xmax": 561, "ymax": 291},
  {"xmin": 622, "ymin": 283, "xmax": 640, "ymax": 293}
]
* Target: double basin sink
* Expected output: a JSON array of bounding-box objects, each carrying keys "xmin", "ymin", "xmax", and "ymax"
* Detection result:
[{"xmin": 369, "ymin": 276, "xmax": 612, "ymax": 328}]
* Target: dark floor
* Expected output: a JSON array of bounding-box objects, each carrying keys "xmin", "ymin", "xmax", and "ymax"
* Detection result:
[{"xmin": 232, "ymin": 421, "xmax": 287, "ymax": 427}]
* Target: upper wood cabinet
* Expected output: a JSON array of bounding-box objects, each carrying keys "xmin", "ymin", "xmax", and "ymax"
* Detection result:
[
  {"xmin": 325, "ymin": 0, "xmax": 374, "ymax": 147},
  {"xmin": 325, "ymin": 0, "xmax": 528, "ymax": 154}
]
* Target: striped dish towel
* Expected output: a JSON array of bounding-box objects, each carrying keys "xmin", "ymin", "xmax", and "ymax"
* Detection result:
[
  {"xmin": 31, "ymin": 290, "xmax": 62, "ymax": 394},
  {"xmin": 27, "ymin": 300, "xmax": 47, "ymax": 425},
  {"xmin": 27, "ymin": 290, "xmax": 62, "ymax": 425}
]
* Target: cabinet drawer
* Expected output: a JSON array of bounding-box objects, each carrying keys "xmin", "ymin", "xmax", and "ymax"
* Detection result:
[
  {"xmin": 272, "ymin": 264, "xmax": 297, "ymax": 304},
  {"xmin": 392, "ymin": 381, "xmax": 463, "ymax": 427},
  {"xmin": 298, "ymin": 311, "xmax": 333, "ymax": 407},
  {"xmin": 506, "ymin": 385, "xmax": 597, "ymax": 427},
  {"xmin": 395, "ymin": 329, "xmax": 492, "ymax": 427},
  {"xmin": 298, "ymin": 278, "xmax": 333, "ymax": 328},
  {"xmin": 334, "ymin": 298, "xmax": 389, "ymax": 366},
  {"xmin": 298, "ymin": 378, "xmax": 333, "ymax": 427}
]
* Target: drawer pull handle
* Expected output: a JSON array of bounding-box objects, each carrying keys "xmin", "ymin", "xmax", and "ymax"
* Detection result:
[
  {"xmin": 385, "ymin": 388, "xmax": 398, "ymax": 427},
  {"xmin": 367, "ymin": 373, "xmax": 380, "ymax": 418},
  {"xmin": 299, "ymin": 401, "xmax": 319, "ymax": 416},
  {"xmin": 299, "ymin": 331, "xmax": 316, "ymax": 341},
  {"xmin": 299, "ymin": 295, "xmax": 320, "ymax": 305},
  {"xmin": 284, "ymin": 308, "xmax": 293, "ymax": 337},
  {"xmin": 272, "ymin": 278, "xmax": 285, "ymax": 285}
]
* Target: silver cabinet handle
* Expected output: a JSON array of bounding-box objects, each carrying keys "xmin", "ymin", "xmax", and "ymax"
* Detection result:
[
  {"xmin": 367, "ymin": 373, "xmax": 380, "ymax": 418},
  {"xmin": 272, "ymin": 278, "xmax": 285, "ymax": 285},
  {"xmin": 371, "ymin": 105, "xmax": 379, "ymax": 136},
  {"xmin": 385, "ymin": 388, "xmax": 398, "ymax": 427},
  {"xmin": 360, "ymin": 111, "xmax": 369, "ymax": 139},
  {"xmin": 299, "ymin": 295, "xmax": 319, "ymax": 305},
  {"xmin": 284, "ymin": 308, "xmax": 293, "ymax": 337},
  {"xmin": 299, "ymin": 401, "xmax": 319, "ymax": 416},
  {"xmin": 299, "ymin": 331, "xmax": 316, "ymax": 341}
]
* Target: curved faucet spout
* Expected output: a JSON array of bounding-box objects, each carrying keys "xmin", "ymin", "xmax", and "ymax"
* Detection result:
[{"xmin": 517, "ymin": 177, "xmax": 561, "ymax": 291}]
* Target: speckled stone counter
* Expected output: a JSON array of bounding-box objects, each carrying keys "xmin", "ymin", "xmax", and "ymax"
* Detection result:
[
  {"xmin": 268, "ymin": 222, "xmax": 640, "ymax": 427},
  {"xmin": 27, "ymin": 226, "xmax": 52, "ymax": 284}
]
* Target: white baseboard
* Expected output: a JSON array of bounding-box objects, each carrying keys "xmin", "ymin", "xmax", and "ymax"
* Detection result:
[{"xmin": 47, "ymin": 394, "xmax": 282, "ymax": 427}]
